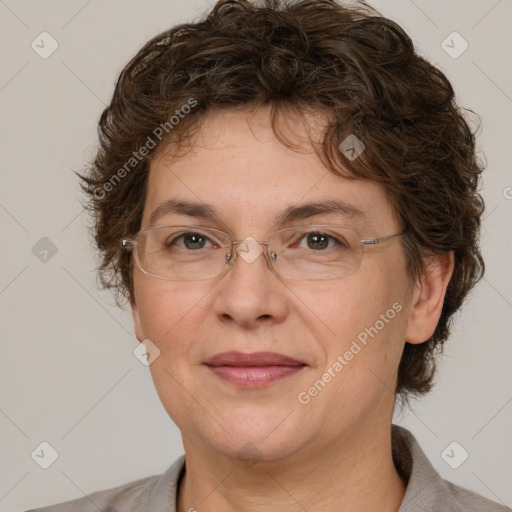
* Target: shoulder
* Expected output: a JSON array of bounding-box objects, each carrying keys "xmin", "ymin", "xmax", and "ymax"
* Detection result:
[
  {"xmin": 393, "ymin": 425, "xmax": 511, "ymax": 512},
  {"xmin": 24, "ymin": 476, "xmax": 155, "ymax": 512},
  {"xmin": 24, "ymin": 455, "xmax": 185, "ymax": 512},
  {"xmin": 445, "ymin": 480, "xmax": 512, "ymax": 512}
]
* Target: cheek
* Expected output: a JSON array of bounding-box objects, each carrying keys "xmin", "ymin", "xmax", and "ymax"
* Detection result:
[
  {"xmin": 303, "ymin": 265, "xmax": 408, "ymax": 372},
  {"xmin": 134, "ymin": 280, "xmax": 214, "ymax": 420},
  {"xmin": 301, "ymin": 275, "xmax": 401, "ymax": 342},
  {"xmin": 296, "ymin": 281, "xmax": 407, "ymax": 423},
  {"xmin": 133, "ymin": 276, "xmax": 213, "ymax": 355}
]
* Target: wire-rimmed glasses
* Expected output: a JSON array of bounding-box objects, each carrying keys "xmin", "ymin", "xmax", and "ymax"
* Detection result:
[{"xmin": 122, "ymin": 224, "xmax": 405, "ymax": 281}]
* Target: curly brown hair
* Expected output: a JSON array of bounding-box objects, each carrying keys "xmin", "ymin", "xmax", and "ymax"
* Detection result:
[{"xmin": 80, "ymin": 0, "xmax": 485, "ymax": 399}]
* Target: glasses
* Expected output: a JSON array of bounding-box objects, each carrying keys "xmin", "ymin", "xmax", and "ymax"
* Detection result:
[{"xmin": 122, "ymin": 225, "xmax": 405, "ymax": 281}]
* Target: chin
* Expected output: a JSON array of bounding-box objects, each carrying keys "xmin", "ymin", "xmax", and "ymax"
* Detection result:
[{"xmin": 179, "ymin": 407, "xmax": 318, "ymax": 465}]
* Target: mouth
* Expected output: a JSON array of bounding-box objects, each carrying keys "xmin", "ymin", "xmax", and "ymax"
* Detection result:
[{"xmin": 204, "ymin": 351, "xmax": 307, "ymax": 389}]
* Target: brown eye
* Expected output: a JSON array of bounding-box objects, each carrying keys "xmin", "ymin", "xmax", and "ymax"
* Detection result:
[{"xmin": 306, "ymin": 233, "xmax": 329, "ymax": 250}]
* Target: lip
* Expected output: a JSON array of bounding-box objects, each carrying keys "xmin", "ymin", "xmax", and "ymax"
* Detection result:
[
  {"xmin": 205, "ymin": 351, "xmax": 305, "ymax": 367},
  {"xmin": 204, "ymin": 351, "xmax": 307, "ymax": 389}
]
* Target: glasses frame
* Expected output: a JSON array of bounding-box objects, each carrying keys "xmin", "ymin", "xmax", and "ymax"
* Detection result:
[{"xmin": 122, "ymin": 224, "xmax": 406, "ymax": 281}]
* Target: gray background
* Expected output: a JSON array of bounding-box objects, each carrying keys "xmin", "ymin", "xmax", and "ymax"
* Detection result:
[{"xmin": 0, "ymin": 0, "xmax": 511, "ymax": 510}]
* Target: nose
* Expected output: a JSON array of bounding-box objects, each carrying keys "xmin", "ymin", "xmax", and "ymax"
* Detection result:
[{"xmin": 212, "ymin": 238, "xmax": 289, "ymax": 330}]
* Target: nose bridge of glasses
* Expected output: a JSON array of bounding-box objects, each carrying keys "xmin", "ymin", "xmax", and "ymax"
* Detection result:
[{"xmin": 228, "ymin": 238, "xmax": 272, "ymax": 266}]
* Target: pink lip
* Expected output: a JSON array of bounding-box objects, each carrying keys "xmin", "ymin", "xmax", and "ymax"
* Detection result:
[{"xmin": 204, "ymin": 351, "xmax": 307, "ymax": 388}]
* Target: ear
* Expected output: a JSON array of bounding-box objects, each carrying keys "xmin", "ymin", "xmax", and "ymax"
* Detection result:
[
  {"xmin": 405, "ymin": 252, "xmax": 454, "ymax": 344},
  {"xmin": 131, "ymin": 297, "xmax": 144, "ymax": 343}
]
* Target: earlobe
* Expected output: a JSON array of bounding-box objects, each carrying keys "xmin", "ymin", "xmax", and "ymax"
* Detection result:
[
  {"xmin": 131, "ymin": 299, "xmax": 144, "ymax": 343},
  {"xmin": 405, "ymin": 252, "xmax": 454, "ymax": 345}
]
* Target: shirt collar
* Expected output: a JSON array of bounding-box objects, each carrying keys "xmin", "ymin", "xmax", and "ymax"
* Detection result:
[{"xmin": 393, "ymin": 425, "xmax": 457, "ymax": 511}]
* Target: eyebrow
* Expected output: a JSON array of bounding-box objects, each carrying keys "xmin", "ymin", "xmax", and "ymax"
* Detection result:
[
  {"xmin": 149, "ymin": 200, "xmax": 220, "ymax": 226},
  {"xmin": 149, "ymin": 199, "xmax": 365, "ymax": 227},
  {"xmin": 275, "ymin": 199, "xmax": 364, "ymax": 224}
]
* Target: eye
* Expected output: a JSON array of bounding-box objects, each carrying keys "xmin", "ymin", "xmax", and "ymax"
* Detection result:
[
  {"xmin": 167, "ymin": 232, "xmax": 217, "ymax": 250},
  {"xmin": 297, "ymin": 232, "xmax": 346, "ymax": 251}
]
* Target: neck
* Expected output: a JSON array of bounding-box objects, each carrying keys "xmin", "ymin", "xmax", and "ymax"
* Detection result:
[{"xmin": 176, "ymin": 423, "xmax": 406, "ymax": 512}]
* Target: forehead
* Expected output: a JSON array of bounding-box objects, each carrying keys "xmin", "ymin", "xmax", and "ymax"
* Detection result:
[{"xmin": 144, "ymin": 108, "xmax": 397, "ymax": 233}]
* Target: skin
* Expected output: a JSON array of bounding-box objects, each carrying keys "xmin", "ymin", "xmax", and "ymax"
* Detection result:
[{"xmin": 131, "ymin": 107, "xmax": 454, "ymax": 512}]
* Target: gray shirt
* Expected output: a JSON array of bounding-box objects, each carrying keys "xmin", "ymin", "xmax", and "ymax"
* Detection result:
[{"xmin": 26, "ymin": 425, "xmax": 510, "ymax": 511}]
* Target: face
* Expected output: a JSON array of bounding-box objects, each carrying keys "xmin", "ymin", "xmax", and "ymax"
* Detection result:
[{"xmin": 132, "ymin": 107, "xmax": 414, "ymax": 463}]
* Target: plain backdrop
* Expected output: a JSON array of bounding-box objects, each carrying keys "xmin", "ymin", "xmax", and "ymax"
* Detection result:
[{"xmin": 0, "ymin": 0, "xmax": 511, "ymax": 510}]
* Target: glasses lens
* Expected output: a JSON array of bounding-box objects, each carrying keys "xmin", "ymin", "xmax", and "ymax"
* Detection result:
[
  {"xmin": 268, "ymin": 225, "xmax": 363, "ymax": 280},
  {"xmin": 135, "ymin": 226, "xmax": 230, "ymax": 280}
]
